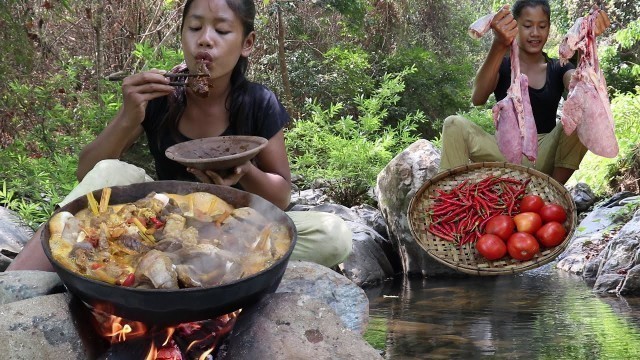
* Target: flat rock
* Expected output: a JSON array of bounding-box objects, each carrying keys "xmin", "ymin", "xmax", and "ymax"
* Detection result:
[
  {"xmin": 277, "ymin": 260, "xmax": 369, "ymax": 334},
  {"xmin": 222, "ymin": 292, "xmax": 382, "ymax": 360},
  {"xmin": 0, "ymin": 293, "xmax": 92, "ymax": 360},
  {"xmin": 0, "ymin": 271, "xmax": 63, "ymax": 305},
  {"xmin": 0, "ymin": 207, "xmax": 33, "ymax": 255}
]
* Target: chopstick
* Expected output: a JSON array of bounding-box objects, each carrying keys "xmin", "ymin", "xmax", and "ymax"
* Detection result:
[{"xmin": 106, "ymin": 72, "xmax": 208, "ymax": 82}]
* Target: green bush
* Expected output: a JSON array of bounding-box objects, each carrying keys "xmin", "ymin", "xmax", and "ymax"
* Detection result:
[
  {"xmin": 0, "ymin": 147, "xmax": 78, "ymax": 229},
  {"xmin": 571, "ymin": 87, "xmax": 640, "ymax": 195},
  {"xmin": 286, "ymin": 68, "xmax": 425, "ymax": 207},
  {"xmin": 383, "ymin": 47, "xmax": 474, "ymax": 141},
  {"xmin": 600, "ymin": 19, "xmax": 640, "ymax": 95}
]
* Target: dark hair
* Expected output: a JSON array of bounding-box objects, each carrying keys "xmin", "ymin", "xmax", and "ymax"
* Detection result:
[
  {"xmin": 511, "ymin": 0, "xmax": 551, "ymax": 21},
  {"xmin": 161, "ymin": 0, "xmax": 257, "ymax": 143}
]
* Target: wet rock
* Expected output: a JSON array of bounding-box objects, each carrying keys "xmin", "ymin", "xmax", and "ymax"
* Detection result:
[
  {"xmin": 222, "ymin": 292, "xmax": 382, "ymax": 360},
  {"xmin": 343, "ymin": 221, "xmax": 398, "ymax": 288},
  {"xmin": 351, "ymin": 204, "xmax": 389, "ymax": 239},
  {"xmin": 0, "ymin": 293, "xmax": 91, "ymax": 360},
  {"xmin": 570, "ymin": 182, "xmax": 597, "ymax": 212},
  {"xmin": 0, "ymin": 271, "xmax": 63, "ymax": 305},
  {"xmin": 593, "ymin": 273, "xmax": 625, "ymax": 294},
  {"xmin": 290, "ymin": 188, "xmax": 331, "ymax": 208},
  {"xmin": 0, "ymin": 206, "xmax": 33, "ymax": 255},
  {"xmin": 310, "ymin": 203, "xmax": 361, "ymax": 222},
  {"xmin": 277, "ymin": 260, "xmax": 369, "ymax": 334},
  {"xmin": 0, "ymin": 253, "xmax": 12, "ymax": 272},
  {"xmin": 596, "ymin": 192, "xmax": 637, "ymax": 208},
  {"xmin": 619, "ymin": 264, "xmax": 640, "ymax": 296},
  {"xmin": 556, "ymin": 206, "xmax": 620, "ymax": 275},
  {"xmin": 375, "ymin": 140, "xmax": 459, "ymax": 277}
]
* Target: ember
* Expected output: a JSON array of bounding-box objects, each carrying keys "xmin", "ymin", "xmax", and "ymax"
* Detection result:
[{"xmin": 90, "ymin": 304, "xmax": 239, "ymax": 360}]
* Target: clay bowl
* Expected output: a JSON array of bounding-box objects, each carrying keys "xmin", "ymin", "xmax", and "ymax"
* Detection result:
[{"xmin": 165, "ymin": 136, "xmax": 268, "ymax": 171}]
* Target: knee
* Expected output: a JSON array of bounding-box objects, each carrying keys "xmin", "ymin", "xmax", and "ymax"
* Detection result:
[
  {"xmin": 291, "ymin": 212, "xmax": 353, "ymax": 268},
  {"xmin": 92, "ymin": 159, "xmax": 122, "ymax": 173},
  {"xmin": 323, "ymin": 215, "xmax": 353, "ymax": 266},
  {"xmin": 442, "ymin": 115, "xmax": 468, "ymax": 133}
]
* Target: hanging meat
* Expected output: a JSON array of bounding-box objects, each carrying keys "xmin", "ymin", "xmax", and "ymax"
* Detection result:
[
  {"xmin": 469, "ymin": 14, "xmax": 538, "ymax": 164},
  {"xmin": 559, "ymin": 12, "xmax": 619, "ymax": 158}
]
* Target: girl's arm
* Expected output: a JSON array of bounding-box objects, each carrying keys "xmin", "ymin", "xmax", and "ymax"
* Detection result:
[
  {"xmin": 562, "ymin": 7, "xmax": 610, "ymax": 90},
  {"xmin": 471, "ymin": 5, "xmax": 518, "ymax": 106},
  {"xmin": 189, "ymin": 130, "xmax": 292, "ymax": 210},
  {"xmin": 77, "ymin": 70, "xmax": 174, "ymax": 180}
]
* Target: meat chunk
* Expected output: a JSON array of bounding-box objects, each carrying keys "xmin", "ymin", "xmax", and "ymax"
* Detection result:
[
  {"xmin": 134, "ymin": 249, "xmax": 179, "ymax": 289},
  {"xmin": 469, "ymin": 14, "xmax": 538, "ymax": 164},
  {"xmin": 559, "ymin": 12, "xmax": 618, "ymax": 158},
  {"xmin": 187, "ymin": 61, "xmax": 211, "ymax": 98}
]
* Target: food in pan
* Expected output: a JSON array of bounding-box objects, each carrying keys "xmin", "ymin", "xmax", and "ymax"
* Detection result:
[{"xmin": 48, "ymin": 189, "xmax": 291, "ymax": 289}]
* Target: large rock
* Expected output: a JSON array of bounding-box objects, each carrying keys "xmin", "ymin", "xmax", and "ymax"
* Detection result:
[
  {"xmin": 556, "ymin": 205, "xmax": 620, "ymax": 276},
  {"xmin": 0, "ymin": 271, "xmax": 63, "ymax": 305},
  {"xmin": 0, "ymin": 207, "xmax": 33, "ymax": 255},
  {"xmin": 343, "ymin": 221, "xmax": 397, "ymax": 288},
  {"xmin": 0, "ymin": 293, "xmax": 92, "ymax": 360},
  {"xmin": 590, "ymin": 209, "xmax": 640, "ymax": 295},
  {"xmin": 375, "ymin": 140, "xmax": 459, "ymax": 277},
  {"xmin": 557, "ymin": 194, "xmax": 640, "ymax": 295},
  {"xmin": 277, "ymin": 260, "xmax": 369, "ymax": 334},
  {"xmin": 221, "ymin": 292, "xmax": 382, "ymax": 360}
]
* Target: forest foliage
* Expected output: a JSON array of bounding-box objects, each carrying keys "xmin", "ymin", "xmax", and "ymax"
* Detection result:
[{"xmin": 0, "ymin": 0, "xmax": 639, "ymax": 226}]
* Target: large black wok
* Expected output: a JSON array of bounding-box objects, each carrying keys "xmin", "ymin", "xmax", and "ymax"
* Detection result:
[{"xmin": 41, "ymin": 181, "xmax": 297, "ymax": 326}]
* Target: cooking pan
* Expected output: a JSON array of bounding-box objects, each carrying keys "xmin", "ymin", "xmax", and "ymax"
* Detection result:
[{"xmin": 41, "ymin": 181, "xmax": 297, "ymax": 326}]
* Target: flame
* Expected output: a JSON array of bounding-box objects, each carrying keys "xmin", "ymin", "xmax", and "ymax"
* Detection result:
[
  {"xmin": 88, "ymin": 303, "xmax": 240, "ymax": 360},
  {"xmin": 89, "ymin": 304, "xmax": 148, "ymax": 344},
  {"xmin": 146, "ymin": 343, "xmax": 157, "ymax": 360}
]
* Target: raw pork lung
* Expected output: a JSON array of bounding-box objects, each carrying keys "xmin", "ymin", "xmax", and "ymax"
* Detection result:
[
  {"xmin": 469, "ymin": 14, "xmax": 538, "ymax": 164},
  {"xmin": 559, "ymin": 13, "xmax": 619, "ymax": 158}
]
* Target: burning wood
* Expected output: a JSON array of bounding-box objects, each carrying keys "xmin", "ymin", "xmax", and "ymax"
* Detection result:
[{"xmin": 90, "ymin": 303, "xmax": 239, "ymax": 360}]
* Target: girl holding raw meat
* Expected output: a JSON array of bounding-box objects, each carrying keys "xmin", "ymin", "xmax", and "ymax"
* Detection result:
[
  {"xmin": 8, "ymin": 0, "xmax": 352, "ymax": 271},
  {"xmin": 438, "ymin": 0, "xmax": 610, "ymax": 185}
]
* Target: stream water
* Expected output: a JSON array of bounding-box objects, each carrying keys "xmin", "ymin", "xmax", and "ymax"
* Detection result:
[{"xmin": 364, "ymin": 263, "xmax": 640, "ymax": 359}]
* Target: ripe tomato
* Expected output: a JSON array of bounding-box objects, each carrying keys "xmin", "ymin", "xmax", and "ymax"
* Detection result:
[
  {"xmin": 539, "ymin": 203, "xmax": 567, "ymax": 224},
  {"xmin": 535, "ymin": 221, "xmax": 567, "ymax": 247},
  {"xmin": 512, "ymin": 212, "xmax": 543, "ymax": 234},
  {"xmin": 507, "ymin": 232, "xmax": 540, "ymax": 261},
  {"xmin": 476, "ymin": 234, "xmax": 507, "ymax": 260},
  {"xmin": 520, "ymin": 194, "xmax": 545, "ymax": 213},
  {"xmin": 484, "ymin": 215, "xmax": 515, "ymax": 241}
]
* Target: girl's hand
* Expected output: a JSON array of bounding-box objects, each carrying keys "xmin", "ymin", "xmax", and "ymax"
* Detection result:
[
  {"xmin": 120, "ymin": 69, "xmax": 174, "ymax": 124},
  {"xmin": 188, "ymin": 162, "xmax": 252, "ymax": 186},
  {"xmin": 591, "ymin": 5, "xmax": 611, "ymax": 37},
  {"xmin": 491, "ymin": 5, "xmax": 518, "ymax": 47}
]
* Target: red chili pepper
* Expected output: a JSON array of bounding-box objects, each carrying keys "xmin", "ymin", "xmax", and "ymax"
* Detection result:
[
  {"xmin": 149, "ymin": 216, "xmax": 165, "ymax": 229},
  {"xmin": 91, "ymin": 263, "xmax": 103, "ymax": 270},
  {"xmin": 120, "ymin": 273, "xmax": 135, "ymax": 287}
]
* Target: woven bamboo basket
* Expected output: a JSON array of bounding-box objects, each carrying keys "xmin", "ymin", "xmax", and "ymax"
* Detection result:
[{"xmin": 408, "ymin": 162, "xmax": 577, "ymax": 275}]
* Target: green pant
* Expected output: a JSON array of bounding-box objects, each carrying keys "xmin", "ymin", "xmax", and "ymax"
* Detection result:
[
  {"xmin": 60, "ymin": 160, "xmax": 353, "ymax": 268},
  {"xmin": 438, "ymin": 115, "xmax": 588, "ymax": 175}
]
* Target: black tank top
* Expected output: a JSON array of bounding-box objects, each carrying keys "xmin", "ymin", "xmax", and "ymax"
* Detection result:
[
  {"xmin": 141, "ymin": 82, "xmax": 290, "ymax": 181},
  {"xmin": 494, "ymin": 53, "xmax": 575, "ymax": 134}
]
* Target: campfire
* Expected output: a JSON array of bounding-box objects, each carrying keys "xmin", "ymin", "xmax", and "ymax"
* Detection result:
[{"xmin": 90, "ymin": 303, "xmax": 239, "ymax": 360}]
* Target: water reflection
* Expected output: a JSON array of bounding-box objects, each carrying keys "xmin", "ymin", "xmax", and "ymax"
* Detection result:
[{"xmin": 365, "ymin": 263, "xmax": 640, "ymax": 359}]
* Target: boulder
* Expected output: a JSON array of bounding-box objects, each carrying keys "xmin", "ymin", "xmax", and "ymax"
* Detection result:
[
  {"xmin": 375, "ymin": 140, "xmax": 459, "ymax": 277},
  {"xmin": 221, "ymin": 292, "xmax": 382, "ymax": 360}
]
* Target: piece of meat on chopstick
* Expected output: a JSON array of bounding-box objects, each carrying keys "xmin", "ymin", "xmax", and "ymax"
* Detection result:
[{"xmin": 187, "ymin": 61, "xmax": 211, "ymax": 98}]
